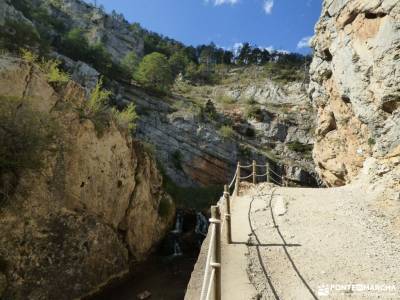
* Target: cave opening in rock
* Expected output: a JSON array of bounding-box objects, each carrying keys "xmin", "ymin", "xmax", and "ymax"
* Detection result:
[
  {"xmin": 323, "ymin": 48, "xmax": 333, "ymax": 61},
  {"xmin": 365, "ymin": 12, "xmax": 387, "ymax": 19}
]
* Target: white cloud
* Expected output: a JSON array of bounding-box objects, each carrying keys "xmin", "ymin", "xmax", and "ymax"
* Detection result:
[
  {"xmin": 297, "ymin": 36, "xmax": 312, "ymax": 48},
  {"xmin": 205, "ymin": 0, "xmax": 239, "ymax": 5},
  {"xmin": 263, "ymin": 0, "xmax": 274, "ymax": 14}
]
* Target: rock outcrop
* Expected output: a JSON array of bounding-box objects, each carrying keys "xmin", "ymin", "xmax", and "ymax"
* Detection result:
[
  {"xmin": 0, "ymin": 56, "xmax": 174, "ymax": 299},
  {"xmin": 309, "ymin": 0, "xmax": 400, "ymax": 186},
  {"xmin": 116, "ymin": 74, "xmax": 319, "ymax": 188}
]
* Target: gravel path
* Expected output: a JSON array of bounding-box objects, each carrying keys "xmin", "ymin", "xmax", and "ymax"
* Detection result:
[{"xmin": 246, "ymin": 183, "xmax": 400, "ymax": 299}]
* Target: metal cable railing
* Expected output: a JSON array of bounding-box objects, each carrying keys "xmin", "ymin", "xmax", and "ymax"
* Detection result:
[{"xmin": 199, "ymin": 160, "xmax": 288, "ymax": 300}]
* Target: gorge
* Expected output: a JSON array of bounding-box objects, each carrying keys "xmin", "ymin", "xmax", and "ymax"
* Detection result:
[{"xmin": 0, "ymin": 0, "xmax": 399, "ymax": 299}]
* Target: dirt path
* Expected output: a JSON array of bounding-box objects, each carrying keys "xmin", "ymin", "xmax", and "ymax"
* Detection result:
[{"xmin": 247, "ymin": 183, "xmax": 400, "ymax": 299}]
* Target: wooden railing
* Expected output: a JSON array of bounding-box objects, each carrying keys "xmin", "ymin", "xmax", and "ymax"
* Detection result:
[{"xmin": 199, "ymin": 160, "xmax": 287, "ymax": 300}]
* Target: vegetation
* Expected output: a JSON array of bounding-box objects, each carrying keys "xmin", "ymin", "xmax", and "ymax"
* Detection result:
[
  {"xmin": 78, "ymin": 78, "xmax": 111, "ymax": 136},
  {"xmin": 112, "ymin": 103, "xmax": 138, "ymax": 134},
  {"xmin": 218, "ymin": 125, "xmax": 235, "ymax": 140},
  {"xmin": 21, "ymin": 49, "xmax": 70, "ymax": 87},
  {"xmin": 134, "ymin": 52, "xmax": 174, "ymax": 94},
  {"xmin": 0, "ymin": 96, "xmax": 58, "ymax": 177},
  {"xmin": 121, "ymin": 51, "xmax": 140, "ymax": 79},
  {"xmin": 287, "ymin": 141, "xmax": 313, "ymax": 153},
  {"xmin": 0, "ymin": 19, "xmax": 41, "ymax": 52},
  {"xmin": 368, "ymin": 137, "xmax": 376, "ymax": 146}
]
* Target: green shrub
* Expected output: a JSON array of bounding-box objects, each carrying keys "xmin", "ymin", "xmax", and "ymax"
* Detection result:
[
  {"xmin": 134, "ymin": 52, "xmax": 174, "ymax": 95},
  {"xmin": 218, "ymin": 125, "xmax": 235, "ymax": 140},
  {"xmin": 40, "ymin": 59, "xmax": 70, "ymax": 86},
  {"xmin": 121, "ymin": 51, "xmax": 140, "ymax": 79},
  {"xmin": 368, "ymin": 137, "xmax": 376, "ymax": 146},
  {"xmin": 0, "ymin": 19, "xmax": 40, "ymax": 51},
  {"xmin": 79, "ymin": 78, "xmax": 112, "ymax": 136},
  {"xmin": 244, "ymin": 102, "xmax": 262, "ymax": 120},
  {"xmin": 112, "ymin": 103, "xmax": 138, "ymax": 134},
  {"xmin": 20, "ymin": 49, "xmax": 70, "ymax": 87},
  {"xmin": 0, "ymin": 96, "xmax": 59, "ymax": 177},
  {"xmin": 287, "ymin": 141, "xmax": 313, "ymax": 153}
]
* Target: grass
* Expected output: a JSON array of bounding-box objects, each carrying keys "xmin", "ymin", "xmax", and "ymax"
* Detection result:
[{"xmin": 218, "ymin": 125, "xmax": 235, "ymax": 140}]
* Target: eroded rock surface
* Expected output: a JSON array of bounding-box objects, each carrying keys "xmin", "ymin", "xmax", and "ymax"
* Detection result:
[
  {"xmin": 0, "ymin": 57, "xmax": 174, "ymax": 299},
  {"xmin": 309, "ymin": 0, "xmax": 400, "ymax": 186}
]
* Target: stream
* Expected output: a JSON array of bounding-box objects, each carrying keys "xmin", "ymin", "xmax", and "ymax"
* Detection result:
[{"xmin": 90, "ymin": 210, "xmax": 208, "ymax": 300}]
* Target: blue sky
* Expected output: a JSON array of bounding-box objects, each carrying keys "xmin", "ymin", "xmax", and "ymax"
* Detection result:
[{"xmin": 86, "ymin": 0, "xmax": 322, "ymax": 54}]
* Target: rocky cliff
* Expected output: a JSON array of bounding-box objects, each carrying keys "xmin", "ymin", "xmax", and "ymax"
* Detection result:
[
  {"xmin": 0, "ymin": 57, "xmax": 174, "ymax": 299},
  {"xmin": 115, "ymin": 68, "xmax": 319, "ymax": 188},
  {"xmin": 309, "ymin": 0, "xmax": 400, "ymax": 186}
]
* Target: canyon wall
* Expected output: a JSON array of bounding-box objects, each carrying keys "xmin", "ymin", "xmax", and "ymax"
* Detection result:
[
  {"xmin": 0, "ymin": 57, "xmax": 174, "ymax": 299},
  {"xmin": 309, "ymin": 0, "xmax": 400, "ymax": 186}
]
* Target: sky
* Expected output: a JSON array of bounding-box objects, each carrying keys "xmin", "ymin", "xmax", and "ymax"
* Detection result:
[{"xmin": 85, "ymin": 0, "xmax": 323, "ymax": 54}]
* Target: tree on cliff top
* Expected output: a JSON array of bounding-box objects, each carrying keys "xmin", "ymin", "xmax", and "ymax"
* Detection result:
[{"xmin": 134, "ymin": 52, "xmax": 174, "ymax": 94}]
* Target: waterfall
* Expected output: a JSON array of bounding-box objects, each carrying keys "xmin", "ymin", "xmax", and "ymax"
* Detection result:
[
  {"xmin": 195, "ymin": 212, "xmax": 208, "ymax": 236},
  {"xmin": 172, "ymin": 239, "xmax": 183, "ymax": 257},
  {"xmin": 171, "ymin": 211, "xmax": 184, "ymax": 234}
]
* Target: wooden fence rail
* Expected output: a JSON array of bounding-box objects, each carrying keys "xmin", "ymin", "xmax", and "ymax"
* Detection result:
[{"xmin": 200, "ymin": 160, "xmax": 285, "ymax": 300}]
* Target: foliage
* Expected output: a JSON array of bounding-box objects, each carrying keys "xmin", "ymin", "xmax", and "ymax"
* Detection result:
[
  {"xmin": 215, "ymin": 93, "xmax": 236, "ymax": 109},
  {"xmin": 112, "ymin": 103, "xmax": 138, "ymax": 134},
  {"xmin": 0, "ymin": 19, "xmax": 41, "ymax": 51},
  {"xmin": 0, "ymin": 96, "xmax": 59, "ymax": 177},
  {"xmin": 368, "ymin": 138, "xmax": 376, "ymax": 146},
  {"xmin": 20, "ymin": 49, "xmax": 70, "ymax": 87},
  {"xmin": 287, "ymin": 141, "xmax": 313, "ymax": 153},
  {"xmin": 60, "ymin": 28, "xmax": 122, "ymax": 80},
  {"xmin": 134, "ymin": 52, "xmax": 174, "ymax": 94},
  {"xmin": 121, "ymin": 51, "xmax": 140, "ymax": 79},
  {"xmin": 41, "ymin": 59, "xmax": 70, "ymax": 86},
  {"xmin": 218, "ymin": 125, "xmax": 235, "ymax": 140},
  {"xmin": 79, "ymin": 78, "xmax": 112, "ymax": 136},
  {"xmin": 169, "ymin": 50, "xmax": 189, "ymax": 77},
  {"xmin": 244, "ymin": 101, "xmax": 263, "ymax": 120}
]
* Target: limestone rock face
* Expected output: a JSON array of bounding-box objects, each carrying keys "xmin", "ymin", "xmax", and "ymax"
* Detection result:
[
  {"xmin": 309, "ymin": 0, "xmax": 400, "ymax": 186},
  {"xmin": 0, "ymin": 57, "xmax": 174, "ymax": 299}
]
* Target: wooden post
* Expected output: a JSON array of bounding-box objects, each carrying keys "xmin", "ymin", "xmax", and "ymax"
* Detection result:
[
  {"xmin": 252, "ymin": 160, "xmax": 256, "ymax": 185},
  {"xmin": 210, "ymin": 205, "xmax": 222, "ymax": 300},
  {"xmin": 235, "ymin": 162, "xmax": 240, "ymax": 196},
  {"xmin": 224, "ymin": 185, "xmax": 232, "ymax": 244},
  {"xmin": 266, "ymin": 162, "xmax": 270, "ymax": 183}
]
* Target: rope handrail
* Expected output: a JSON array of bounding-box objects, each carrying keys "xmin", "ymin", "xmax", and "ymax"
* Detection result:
[
  {"xmin": 239, "ymin": 173, "xmax": 253, "ymax": 180},
  {"xmin": 269, "ymin": 168, "xmax": 283, "ymax": 177},
  {"xmin": 228, "ymin": 171, "xmax": 237, "ymax": 189},
  {"xmin": 256, "ymin": 172, "xmax": 269, "ymax": 177},
  {"xmin": 239, "ymin": 164, "xmax": 253, "ymax": 169}
]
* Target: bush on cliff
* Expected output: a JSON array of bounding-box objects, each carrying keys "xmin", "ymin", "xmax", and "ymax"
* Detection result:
[{"xmin": 112, "ymin": 103, "xmax": 138, "ymax": 134}]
